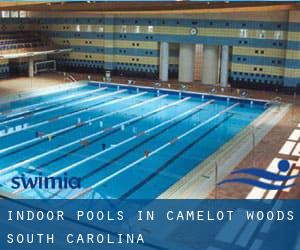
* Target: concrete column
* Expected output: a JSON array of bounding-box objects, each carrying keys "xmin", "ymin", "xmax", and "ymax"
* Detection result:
[
  {"xmin": 103, "ymin": 17, "xmax": 114, "ymax": 71},
  {"xmin": 178, "ymin": 43, "xmax": 195, "ymax": 83},
  {"xmin": 159, "ymin": 41, "xmax": 169, "ymax": 82},
  {"xmin": 29, "ymin": 58, "xmax": 34, "ymax": 78},
  {"xmin": 220, "ymin": 45, "xmax": 230, "ymax": 87},
  {"xmin": 202, "ymin": 45, "xmax": 219, "ymax": 85}
]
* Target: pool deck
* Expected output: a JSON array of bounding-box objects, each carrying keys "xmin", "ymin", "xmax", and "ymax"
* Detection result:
[{"xmin": 0, "ymin": 72, "xmax": 299, "ymax": 199}]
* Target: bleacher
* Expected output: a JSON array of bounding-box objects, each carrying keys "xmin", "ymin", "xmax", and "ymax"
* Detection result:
[{"xmin": 0, "ymin": 31, "xmax": 55, "ymax": 55}]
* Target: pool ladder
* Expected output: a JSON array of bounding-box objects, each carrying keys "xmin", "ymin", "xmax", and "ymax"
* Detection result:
[
  {"xmin": 64, "ymin": 72, "xmax": 77, "ymax": 83},
  {"xmin": 153, "ymin": 82, "xmax": 161, "ymax": 96},
  {"xmin": 264, "ymin": 96, "xmax": 282, "ymax": 109}
]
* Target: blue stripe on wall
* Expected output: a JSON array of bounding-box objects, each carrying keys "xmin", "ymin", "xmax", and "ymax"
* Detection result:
[{"xmin": 45, "ymin": 31, "xmax": 290, "ymax": 49}]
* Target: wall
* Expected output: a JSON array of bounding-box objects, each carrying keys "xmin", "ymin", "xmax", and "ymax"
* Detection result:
[
  {"xmin": 1, "ymin": 10, "xmax": 299, "ymax": 91},
  {"xmin": 0, "ymin": 16, "xmax": 40, "ymax": 77}
]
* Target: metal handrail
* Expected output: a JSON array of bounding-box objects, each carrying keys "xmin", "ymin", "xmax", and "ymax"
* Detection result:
[
  {"xmin": 180, "ymin": 84, "xmax": 187, "ymax": 92},
  {"xmin": 64, "ymin": 72, "xmax": 77, "ymax": 83},
  {"xmin": 264, "ymin": 96, "xmax": 282, "ymax": 109},
  {"xmin": 152, "ymin": 82, "xmax": 161, "ymax": 89}
]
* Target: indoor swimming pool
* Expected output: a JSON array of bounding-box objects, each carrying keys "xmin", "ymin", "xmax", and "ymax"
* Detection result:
[{"xmin": 0, "ymin": 82, "xmax": 268, "ymax": 199}]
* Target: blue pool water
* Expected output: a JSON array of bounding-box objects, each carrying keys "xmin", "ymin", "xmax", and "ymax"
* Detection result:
[{"xmin": 0, "ymin": 82, "xmax": 267, "ymax": 199}]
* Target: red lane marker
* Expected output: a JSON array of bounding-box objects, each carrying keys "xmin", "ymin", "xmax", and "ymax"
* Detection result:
[
  {"xmin": 136, "ymin": 131, "xmax": 145, "ymax": 137},
  {"xmin": 104, "ymin": 127, "xmax": 113, "ymax": 132},
  {"xmin": 48, "ymin": 117, "xmax": 58, "ymax": 122},
  {"xmin": 80, "ymin": 140, "xmax": 89, "ymax": 147},
  {"xmin": 144, "ymin": 150, "xmax": 150, "ymax": 158},
  {"xmin": 76, "ymin": 122, "xmax": 85, "ymax": 127},
  {"xmin": 38, "ymin": 131, "xmax": 44, "ymax": 138},
  {"xmin": 24, "ymin": 113, "xmax": 34, "ymax": 118},
  {"xmin": 170, "ymin": 137, "xmax": 178, "ymax": 144}
]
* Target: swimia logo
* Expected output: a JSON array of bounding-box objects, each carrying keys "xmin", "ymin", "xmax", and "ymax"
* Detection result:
[
  {"xmin": 218, "ymin": 160, "xmax": 300, "ymax": 190},
  {"xmin": 11, "ymin": 173, "xmax": 81, "ymax": 189}
]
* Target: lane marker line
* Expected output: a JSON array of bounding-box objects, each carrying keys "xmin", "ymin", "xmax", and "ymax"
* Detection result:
[
  {"xmin": 0, "ymin": 92, "xmax": 153, "ymax": 172},
  {"xmin": 0, "ymin": 89, "xmax": 126, "ymax": 139},
  {"xmin": 69, "ymin": 102, "xmax": 239, "ymax": 199},
  {"xmin": 47, "ymin": 100, "xmax": 214, "ymax": 179},
  {"xmin": 13, "ymin": 96, "xmax": 193, "ymax": 194},
  {"xmin": 0, "ymin": 90, "xmax": 143, "ymax": 155}
]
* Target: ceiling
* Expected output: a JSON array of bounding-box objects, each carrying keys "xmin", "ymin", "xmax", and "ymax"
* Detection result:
[{"xmin": 0, "ymin": 1, "xmax": 298, "ymax": 14}]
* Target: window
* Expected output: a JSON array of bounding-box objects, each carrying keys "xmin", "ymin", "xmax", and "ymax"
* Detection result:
[
  {"xmin": 274, "ymin": 31, "xmax": 283, "ymax": 40},
  {"xmin": 97, "ymin": 26, "xmax": 104, "ymax": 33},
  {"xmin": 256, "ymin": 30, "xmax": 266, "ymax": 39},
  {"xmin": 240, "ymin": 29, "xmax": 248, "ymax": 38},
  {"xmin": 148, "ymin": 25, "xmax": 154, "ymax": 33},
  {"xmin": 120, "ymin": 25, "xmax": 127, "ymax": 33},
  {"xmin": 1, "ymin": 11, "xmax": 10, "ymax": 18},
  {"xmin": 19, "ymin": 11, "xmax": 26, "ymax": 18},
  {"xmin": 134, "ymin": 25, "xmax": 140, "ymax": 33},
  {"xmin": 10, "ymin": 11, "xmax": 19, "ymax": 18},
  {"xmin": 86, "ymin": 25, "xmax": 92, "ymax": 32}
]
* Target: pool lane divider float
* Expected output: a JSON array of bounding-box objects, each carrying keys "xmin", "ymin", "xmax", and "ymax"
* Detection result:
[
  {"xmin": 2, "ymin": 92, "xmax": 165, "ymax": 173},
  {"xmin": 0, "ymin": 92, "xmax": 169, "ymax": 177},
  {"xmin": 120, "ymin": 114, "xmax": 234, "ymax": 199},
  {"xmin": 0, "ymin": 87, "xmax": 108, "ymax": 126},
  {"xmin": 0, "ymin": 89, "xmax": 127, "ymax": 139},
  {"xmin": 12, "ymin": 94, "xmax": 171, "ymax": 187},
  {"xmin": 12, "ymin": 96, "xmax": 194, "ymax": 195},
  {"xmin": 47, "ymin": 97, "xmax": 192, "ymax": 178},
  {"xmin": 0, "ymin": 86, "xmax": 108, "ymax": 122},
  {"xmin": 8, "ymin": 94, "xmax": 187, "ymax": 180},
  {"xmin": 46, "ymin": 99, "xmax": 215, "ymax": 179},
  {"xmin": 69, "ymin": 102, "xmax": 240, "ymax": 199},
  {"xmin": 0, "ymin": 91, "xmax": 151, "ymax": 160},
  {"xmin": 46, "ymin": 100, "xmax": 216, "ymax": 199},
  {"xmin": 0, "ymin": 91, "xmax": 152, "ymax": 159}
]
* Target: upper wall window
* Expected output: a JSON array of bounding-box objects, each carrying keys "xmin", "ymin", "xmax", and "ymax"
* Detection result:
[
  {"xmin": 256, "ymin": 30, "xmax": 266, "ymax": 39},
  {"xmin": 239, "ymin": 29, "xmax": 248, "ymax": 38},
  {"xmin": 86, "ymin": 24, "xmax": 92, "ymax": 32},
  {"xmin": 148, "ymin": 25, "xmax": 154, "ymax": 33},
  {"xmin": 19, "ymin": 11, "xmax": 26, "ymax": 18},
  {"xmin": 10, "ymin": 11, "xmax": 19, "ymax": 18},
  {"xmin": 1, "ymin": 11, "xmax": 10, "ymax": 18},
  {"xmin": 274, "ymin": 31, "xmax": 283, "ymax": 40},
  {"xmin": 135, "ymin": 25, "xmax": 140, "ymax": 33},
  {"xmin": 120, "ymin": 25, "xmax": 127, "ymax": 33},
  {"xmin": 98, "ymin": 26, "xmax": 104, "ymax": 33}
]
